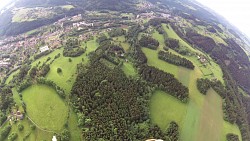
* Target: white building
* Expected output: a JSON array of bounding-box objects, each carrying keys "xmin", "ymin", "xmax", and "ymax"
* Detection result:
[
  {"xmin": 40, "ymin": 46, "xmax": 49, "ymax": 53},
  {"xmin": 52, "ymin": 136, "xmax": 57, "ymax": 141}
]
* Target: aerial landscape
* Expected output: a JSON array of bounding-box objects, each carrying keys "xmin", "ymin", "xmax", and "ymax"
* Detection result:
[{"xmin": 0, "ymin": 0, "xmax": 250, "ymax": 141}]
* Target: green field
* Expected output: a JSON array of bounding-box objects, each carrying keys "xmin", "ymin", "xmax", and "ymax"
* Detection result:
[
  {"xmin": 39, "ymin": 39, "xmax": 98, "ymax": 94},
  {"xmin": 150, "ymin": 91, "xmax": 187, "ymax": 130},
  {"xmin": 146, "ymin": 27, "xmax": 242, "ymax": 141},
  {"xmin": 122, "ymin": 62, "xmax": 137, "ymax": 77},
  {"xmin": 5, "ymin": 69, "xmax": 19, "ymax": 84},
  {"xmin": 22, "ymin": 84, "xmax": 68, "ymax": 131},
  {"xmin": 196, "ymin": 89, "xmax": 223, "ymax": 141}
]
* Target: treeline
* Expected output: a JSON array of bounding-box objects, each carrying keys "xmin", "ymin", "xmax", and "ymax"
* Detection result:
[
  {"xmin": 158, "ymin": 51, "xmax": 194, "ymax": 69},
  {"xmin": 196, "ymin": 78, "xmax": 225, "ymax": 97},
  {"xmin": 147, "ymin": 18, "xmax": 169, "ymax": 27},
  {"xmin": 37, "ymin": 77, "xmax": 66, "ymax": 99},
  {"xmin": 108, "ymin": 28, "xmax": 126, "ymax": 37},
  {"xmin": 139, "ymin": 65, "xmax": 189, "ymax": 103},
  {"xmin": 34, "ymin": 50, "xmax": 52, "ymax": 60},
  {"xmin": 226, "ymin": 133, "xmax": 239, "ymax": 141},
  {"xmin": 139, "ymin": 35, "xmax": 159, "ymax": 50},
  {"xmin": 165, "ymin": 38, "xmax": 179, "ymax": 50}
]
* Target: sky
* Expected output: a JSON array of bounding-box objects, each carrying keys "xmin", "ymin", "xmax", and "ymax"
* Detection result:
[
  {"xmin": 0, "ymin": 0, "xmax": 250, "ymax": 36},
  {"xmin": 196, "ymin": 0, "xmax": 250, "ymax": 37},
  {"xmin": 0, "ymin": 0, "xmax": 12, "ymax": 10}
]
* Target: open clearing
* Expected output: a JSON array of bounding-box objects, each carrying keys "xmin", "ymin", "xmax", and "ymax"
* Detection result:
[
  {"xmin": 150, "ymin": 91, "xmax": 187, "ymax": 130},
  {"xmin": 22, "ymin": 84, "xmax": 68, "ymax": 131},
  {"xmin": 122, "ymin": 62, "xmax": 137, "ymax": 77}
]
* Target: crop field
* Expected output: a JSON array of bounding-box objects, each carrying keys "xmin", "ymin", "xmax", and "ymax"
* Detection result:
[{"xmin": 22, "ymin": 84, "xmax": 68, "ymax": 131}]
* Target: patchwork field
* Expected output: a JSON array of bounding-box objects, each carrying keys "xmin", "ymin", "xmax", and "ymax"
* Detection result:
[
  {"xmin": 146, "ymin": 27, "xmax": 242, "ymax": 141},
  {"xmin": 22, "ymin": 84, "xmax": 68, "ymax": 131}
]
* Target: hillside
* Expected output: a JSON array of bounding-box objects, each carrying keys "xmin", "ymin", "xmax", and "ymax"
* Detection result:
[{"xmin": 0, "ymin": 0, "xmax": 250, "ymax": 141}]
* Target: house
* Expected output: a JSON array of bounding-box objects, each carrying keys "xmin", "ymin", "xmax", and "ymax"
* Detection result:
[
  {"xmin": 40, "ymin": 46, "xmax": 49, "ymax": 53},
  {"xmin": 16, "ymin": 111, "xmax": 24, "ymax": 120}
]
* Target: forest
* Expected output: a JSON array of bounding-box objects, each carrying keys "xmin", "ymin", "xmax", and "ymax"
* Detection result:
[
  {"xmin": 138, "ymin": 65, "xmax": 189, "ymax": 103},
  {"xmin": 63, "ymin": 38, "xmax": 86, "ymax": 57},
  {"xmin": 158, "ymin": 50, "xmax": 194, "ymax": 69},
  {"xmin": 139, "ymin": 35, "xmax": 159, "ymax": 50}
]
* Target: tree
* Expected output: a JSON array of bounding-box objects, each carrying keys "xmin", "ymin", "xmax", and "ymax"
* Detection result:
[
  {"xmin": 18, "ymin": 124, "xmax": 24, "ymax": 131},
  {"xmin": 57, "ymin": 68, "xmax": 62, "ymax": 73}
]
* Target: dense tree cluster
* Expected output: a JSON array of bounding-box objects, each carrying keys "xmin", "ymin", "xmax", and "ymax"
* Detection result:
[
  {"xmin": 158, "ymin": 51, "xmax": 194, "ymax": 69},
  {"xmin": 226, "ymin": 133, "xmax": 239, "ymax": 141},
  {"xmin": 108, "ymin": 28, "xmax": 126, "ymax": 37},
  {"xmin": 126, "ymin": 25, "xmax": 143, "ymax": 46},
  {"xmin": 186, "ymin": 30, "xmax": 216, "ymax": 53},
  {"xmin": 0, "ymin": 112, "xmax": 7, "ymax": 126},
  {"xmin": 63, "ymin": 38, "xmax": 85, "ymax": 57},
  {"xmin": 139, "ymin": 65, "xmax": 189, "ymax": 102},
  {"xmin": 56, "ymin": 129, "xmax": 71, "ymax": 141},
  {"xmin": 0, "ymin": 87, "xmax": 14, "ymax": 113},
  {"xmin": 147, "ymin": 18, "xmax": 169, "ymax": 27},
  {"xmin": 131, "ymin": 44, "xmax": 148, "ymax": 65},
  {"xmin": 0, "ymin": 125, "xmax": 11, "ymax": 140},
  {"xmin": 71, "ymin": 61, "xmax": 153, "ymax": 140},
  {"xmin": 139, "ymin": 35, "xmax": 159, "ymax": 50},
  {"xmin": 165, "ymin": 122, "xmax": 179, "ymax": 141},
  {"xmin": 196, "ymin": 78, "xmax": 225, "ymax": 97},
  {"xmin": 165, "ymin": 38, "xmax": 179, "ymax": 49},
  {"xmin": 34, "ymin": 50, "xmax": 52, "ymax": 60}
]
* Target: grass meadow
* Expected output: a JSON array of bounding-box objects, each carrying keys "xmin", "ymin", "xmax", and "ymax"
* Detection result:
[{"xmin": 22, "ymin": 84, "xmax": 68, "ymax": 131}]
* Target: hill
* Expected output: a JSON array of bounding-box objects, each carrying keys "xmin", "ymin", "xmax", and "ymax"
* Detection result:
[{"xmin": 0, "ymin": 0, "xmax": 250, "ymax": 141}]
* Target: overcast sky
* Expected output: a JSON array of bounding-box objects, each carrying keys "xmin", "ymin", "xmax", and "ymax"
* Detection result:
[
  {"xmin": 196, "ymin": 0, "xmax": 250, "ymax": 37},
  {"xmin": 0, "ymin": 0, "xmax": 11, "ymax": 10}
]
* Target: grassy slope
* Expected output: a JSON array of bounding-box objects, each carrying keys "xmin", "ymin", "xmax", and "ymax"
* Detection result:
[
  {"xmin": 150, "ymin": 91, "xmax": 187, "ymax": 130},
  {"xmin": 146, "ymin": 27, "xmax": 242, "ymax": 141},
  {"xmin": 22, "ymin": 84, "xmax": 68, "ymax": 131},
  {"xmin": 196, "ymin": 88, "xmax": 223, "ymax": 141},
  {"xmin": 5, "ymin": 69, "xmax": 19, "ymax": 84},
  {"xmin": 3, "ymin": 39, "xmax": 98, "ymax": 141},
  {"xmin": 122, "ymin": 62, "xmax": 137, "ymax": 77}
]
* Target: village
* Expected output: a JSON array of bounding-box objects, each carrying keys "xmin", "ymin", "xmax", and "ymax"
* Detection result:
[{"xmin": 0, "ymin": 2, "xmax": 180, "ymax": 84}]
